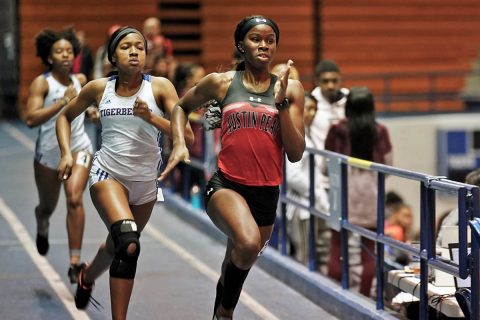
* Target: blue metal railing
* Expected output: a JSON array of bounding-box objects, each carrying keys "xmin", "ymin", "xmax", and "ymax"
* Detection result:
[{"xmin": 279, "ymin": 147, "xmax": 480, "ymax": 320}]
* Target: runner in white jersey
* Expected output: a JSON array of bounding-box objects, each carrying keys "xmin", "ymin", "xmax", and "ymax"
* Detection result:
[
  {"xmin": 23, "ymin": 28, "xmax": 98, "ymax": 284},
  {"xmin": 56, "ymin": 26, "xmax": 193, "ymax": 319},
  {"xmin": 94, "ymin": 73, "xmax": 163, "ymax": 181},
  {"xmin": 35, "ymin": 71, "xmax": 91, "ymax": 163}
]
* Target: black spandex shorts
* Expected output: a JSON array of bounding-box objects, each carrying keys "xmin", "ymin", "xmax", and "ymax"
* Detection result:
[{"xmin": 204, "ymin": 170, "xmax": 279, "ymax": 226}]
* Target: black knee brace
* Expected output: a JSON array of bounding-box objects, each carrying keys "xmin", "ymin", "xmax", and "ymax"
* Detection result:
[{"xmin": 109, "ymin": 219, "xmax": 141, "ymax": 279}]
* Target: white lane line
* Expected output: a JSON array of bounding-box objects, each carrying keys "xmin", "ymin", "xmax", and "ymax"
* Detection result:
[
  {"xmin": 0, "ymin": 197, "xmax": 90, "ymax": 320},
  {"xmin": 144, "ymin": 224, "xmax": 280, "ymax": 320},
  {"xmin": 0, "ymin": 121, "xmax": 36, "ymax": 151}
]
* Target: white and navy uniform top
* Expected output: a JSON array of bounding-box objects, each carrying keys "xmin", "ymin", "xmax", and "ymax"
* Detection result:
[
  {"xmin": 95, "ymin": 74, "xmax": 163, "ymax": 181},
  {"xmin": 35, "ymin": 72, "xmax": 91, "ymax": 154}
]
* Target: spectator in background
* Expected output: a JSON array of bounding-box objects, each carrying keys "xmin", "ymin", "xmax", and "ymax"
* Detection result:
[
  {"xmin": 285, "ymin": 92, "xmax": 329, "ymax": 264},
  {"xmin": 151, "ymin": 53, "xmax": 176, "ymax": 81},
  {"xmin": 151, "ymin": 54, "xmax": 169, "ymax": 78},
  {"xmin": 385, "ymin": 190, "xmax": 404, "ymax": 217},
  {"xmin": 325, "ymin": 86, "xmax": 392, "ymax": 297},
  {"xmin": 142, "ymin": 17, "xmax": 174, "ymax": 71},
  {"xmin": 171, "ymin": 63, "xmax": 206, "ymax": 196},
  {"xmin": 93, "ymin": 24, "xmax": 121, "ymax": 79},
  {"xmin": 173, "ymin": 63, "xmax": 206, "ymax": 98},
  {"xmin": 385, "ymin": 203, "xmax": 413, "ymax": 243},
  {"xmin": 311, "ymin": 60, "xmax": 348, "ymax": 154},
  {"xmin": 385, "ymin": 203, "xmax": 413, "ymax": 265},
  {"xmin": 72, "ymin": 30, "xmax": 94, "ymax": 81},
  {"xmin": 310, "ymin": 60, "xmax": 349, "ymax": 271}
]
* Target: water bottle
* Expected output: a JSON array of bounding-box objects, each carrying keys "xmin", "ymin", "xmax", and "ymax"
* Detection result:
[{"xmin": 190, "ymin": 184, "xmax": 202, "ymax": 209}]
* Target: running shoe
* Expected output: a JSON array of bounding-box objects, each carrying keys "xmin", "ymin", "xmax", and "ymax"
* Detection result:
[
  {"xmin": 75, "ymin": 264, "xmax": 94, "ymax": 309},
  {"xmin": 35, "ymin": 208, "xmax": 49, "ymax": 256},
  {"xmin": 36, "ymin": 233, "xmax": 49, "ymax": 256}
]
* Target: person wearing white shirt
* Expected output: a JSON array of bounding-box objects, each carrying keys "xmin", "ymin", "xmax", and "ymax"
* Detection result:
[
  {"xmin": 310, "ymin": 60, "xmax": 349, "ymax": 270},
  {"xmin": 310, "ymin": 60, "xmax": 349, "ymax": 153},
  {"xmin": 286, "ymin": 92, "xmax": 329, "ymax": 265}
]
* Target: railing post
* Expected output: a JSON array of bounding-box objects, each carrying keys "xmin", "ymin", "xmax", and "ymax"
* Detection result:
[
  {"xmin": 376, "ymin": 172, "xmax": 385, "ymax": 310},
  {"xmin": 419, "ymin": 182, "xmax": 435, "ymax": 320},
  {"xmin": 341, "ymin": 162, "xmax": 349, "ymax": 289},
  {"xmin": 419, "ymin": 182, "xmax": 427, "ymax": 320},
  {"xmin": 427, "ymin": 184, "xmax": 437, "ymax": 318},
  {"xmin": 470, "ymin": 187, "xmax": 480, "ymax": 320},
  {"xmin": 308, "ymin": 153, "xmax": 317, "ymax": 271},
  {"xmin": 458, "ymin": 187, "xmax": 470, "ymax": 279}
]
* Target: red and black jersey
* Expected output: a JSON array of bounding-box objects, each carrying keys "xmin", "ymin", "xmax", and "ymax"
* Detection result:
[{"xmin": 217, "ymin": 71, "xmax": 284, "ymax": 186}]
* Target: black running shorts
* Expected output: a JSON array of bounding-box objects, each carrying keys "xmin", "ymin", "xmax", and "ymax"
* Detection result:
[{"xmin": 204, "ymin": 170, "xmax": 279, "ymax": 226}]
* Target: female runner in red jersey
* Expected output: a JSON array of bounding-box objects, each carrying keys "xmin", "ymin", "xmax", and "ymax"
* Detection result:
[{"xmin": 160, "ymin": 15, "xmax": 305, "ymax": 319}]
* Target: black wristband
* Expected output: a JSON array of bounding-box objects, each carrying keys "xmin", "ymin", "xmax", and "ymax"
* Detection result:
[{"xmin": 275, "ymin": 98, "xmax": 289, "ymax": 110}]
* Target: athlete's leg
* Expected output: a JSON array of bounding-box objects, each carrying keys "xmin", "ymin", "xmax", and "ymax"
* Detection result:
[
  {"xmin": 109, "ymin": 199, "xmax": 155, "ymax": 320},
  {"xmin": 213, "ymin": 240, "xmax": 233, "ymax": 315},
  {"xmin": 207, "ymin": 189, "xmax": 262, "ymax": 268},
  {"xmin": 75, "ymin": 179, "xmax": 131, "ymax": 312},
  {"xmin": 81, "ymin": 201, "xmax": 154, "ymax": 284},
  {"xmin": 214, "ymin": 223, "xmax": 272, "ymax": 317},
  {"xmin": 63, "ymin": 151, "xmax": 91, "ymax": 267},
  {"xmin": 85, "ymin": 181, "xmax": 154, "ymax": 318},
  {"xmin": 207, "ymin": 189, "xmax": 273, "ymax": 318},
  {"xmin": 87, "ymin": 178, "xmax": 141, "ymax": 319},
  {"xmin": 33, "ymin": 160, "xmax": 62, "ymax": 255}
]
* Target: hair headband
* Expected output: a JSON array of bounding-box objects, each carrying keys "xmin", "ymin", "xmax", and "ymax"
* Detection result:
[
  {"xmin": 107, "ymin": 27, "xmax": 146, "ymax": 66},
  {"xmin": 235, "ymin": 17, "xmax": 280, "ymax": 48}
]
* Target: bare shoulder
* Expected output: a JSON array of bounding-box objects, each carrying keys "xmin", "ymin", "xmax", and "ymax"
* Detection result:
[
  {"xmin": 83, "ymin": 78, "xmax": 108, "ymax": 91},
  {"xmin": 27, "ymin": 75, "xmax": 50, "ymax": 99},
  {"xmin": 151, "ymin": 75, "xmax": 175, "ymax": 89},
  {"xmin": 81, "ymin": 78, "xmax": 109, "ymax": 101},
  {"xmin": 288, "ymin": 78, "xmax": 304, "ymax": 91},
  {"xmin": 150, "ymin": 76, "xmax": 177, "ymax": 101},
  {"xmin": 200, "ymin": 71, "xmax": 234, "ymax": 93},
  {"xmin": 30, "ymin": 74, "xmax": 48, "ymax": 90},
  {"xmin": 210, "ymin": 71, "xmax": 234, "ymax": 85},
  {"xmin": 287, "ymin": 78, "xmax": 305, "ymax": 97}
]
